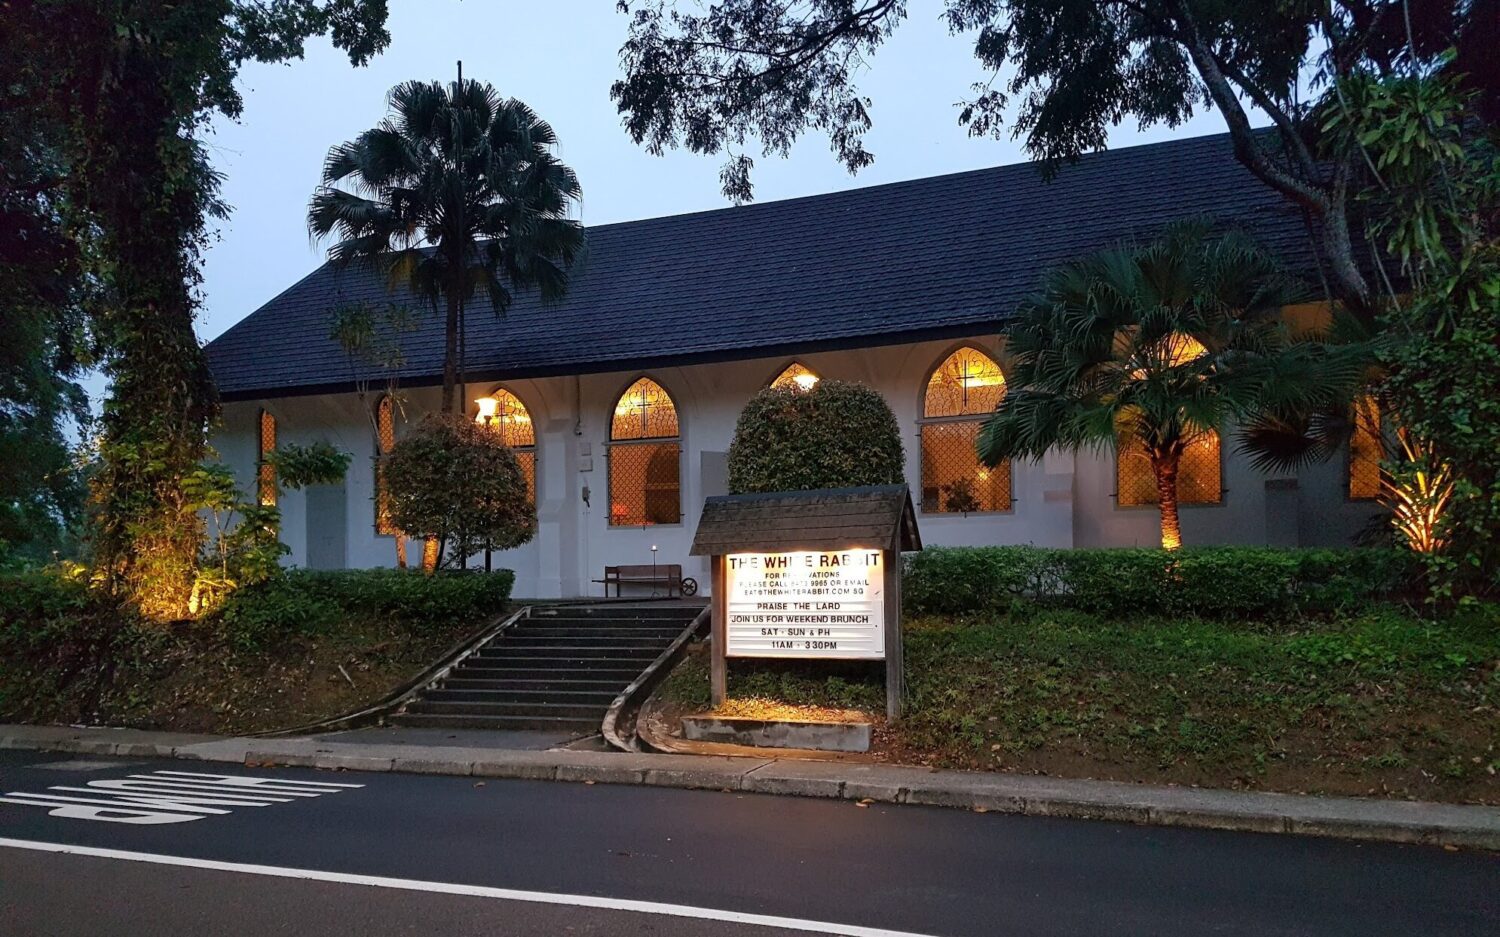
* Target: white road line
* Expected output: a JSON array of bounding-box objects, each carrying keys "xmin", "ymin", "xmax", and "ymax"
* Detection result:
[
  {"xmin": 152, "ymin": 771, "xmax": 363, "ymax": 789},
  {"xmin": 0, "ymin": 837, "xmax": 941, "ymax": 937}
]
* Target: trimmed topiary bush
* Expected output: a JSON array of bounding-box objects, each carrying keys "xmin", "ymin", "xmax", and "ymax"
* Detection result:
[
  {"xmin": 727, "ymin": 380, "xmax": 905, "ymax": 493},
  {"xmin": 902, "ymin": 546, "xmax": 1418, "ymax": 620}
]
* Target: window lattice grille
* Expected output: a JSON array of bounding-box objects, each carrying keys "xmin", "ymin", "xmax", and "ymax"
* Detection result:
[
  {"xmin": 608, "ymin": 442, "xmax": 681, "ymax": 526},
  {"xmin": 1117, "ymin": 431, "xmax": 1222, "ymax": 506},
  {"xmin": 771, "ymin": 362, "xmax": 819, "ymax": 391},
  {"xmin": 611, "ymin": 378, "xmax": 679, "ymax": 440},
  {"xmin": 517, "ymin": 450, "xmax": 536, "ymax": 504},
  {"xmin": 375, "ymin": 396, "xmax": 397, "ymax": 534},
  {"xmin": 1349, "ymin": 396, "xmax": 1383, "ymax": 501},
  {"xmin": 477, "ymin": 389, "xmax": 538, "ymax": 505},
  {"xmin": 919, "ymin": 347, "xmax": 1010, "ymax": 514},
  {"xmin": 257, "ymin": 409, "xmax": 277, "ymax": 507},
  {"xmin": 924, "ymin": 347, "xmax": 1006, "ymax": 418},
  {"xmin": 920, "ymin": 421, "xmax": 1012, "ymax": 513}
]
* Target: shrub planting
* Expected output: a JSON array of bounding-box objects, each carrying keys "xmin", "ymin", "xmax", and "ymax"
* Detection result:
[
  {"xmin": 901, "ymin": 545, "xmax": 1417, "ymax": 619},
  {"xmin": 0, "ymin": 566, "xmax": 517, "ymax": 729},
  {"xmin": 727, "ymin": 380, "xmax": 904, "ymax": 493},
  {"xmin": 216, "ymin": 568, "xmax": 516, "ymax": 650},
  {"xmin": 384, "ymin": 413, "xmax": 535, "ymax": 566}
]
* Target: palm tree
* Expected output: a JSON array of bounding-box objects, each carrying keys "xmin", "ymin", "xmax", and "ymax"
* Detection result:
[
  {"xmin": 309, "ymin": 78, "xmax": 586, "ymax": 414},
  {"xmin": 978, "ymin": 222, "xmax": 1371, "ymax": 549}
]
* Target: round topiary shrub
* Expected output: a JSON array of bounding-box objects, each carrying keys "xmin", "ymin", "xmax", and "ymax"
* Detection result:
[
  {"xmin": 384, "ymin": 413, "xmax": 535, "ymax": 564},
  {"xmin": 727, "ymin": 380, "xmax": 906, "ymax": 494}
]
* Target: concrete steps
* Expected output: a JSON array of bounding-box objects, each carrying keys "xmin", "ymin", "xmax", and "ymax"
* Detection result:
[{"xmin": 389, "ymin": 604, "xmax": 701, "ymax": 732}]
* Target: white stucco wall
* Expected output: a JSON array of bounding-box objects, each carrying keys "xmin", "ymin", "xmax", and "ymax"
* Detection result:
[{"xmin": 217, "ymin": 335, "xmax": 1383, "ymax": 598}]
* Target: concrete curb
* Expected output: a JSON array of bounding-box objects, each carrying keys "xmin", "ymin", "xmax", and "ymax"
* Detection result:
[{"xmin": 4, "ymin": 724, "xmax": 1497, "ymax": 851}]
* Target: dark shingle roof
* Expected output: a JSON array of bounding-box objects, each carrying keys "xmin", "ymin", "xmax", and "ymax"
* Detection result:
[
  {"xmin": 206, "ymin": 132, "xmax": 1310, "ymax": 400},
  {"xmin": 690, "ymin": 485, "xmax": 921, "ymax": 555}
]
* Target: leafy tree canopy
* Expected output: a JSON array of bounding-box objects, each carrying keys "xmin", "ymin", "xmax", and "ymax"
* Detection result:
[
  {"xmin": 383, "ymin": 414, "xmax": 536, "ymax": 568},
  {"xmin": 612, "ymin": 0, "xmax": 1494, "ymax": 316},
  {"xmin": 1, "ymin": 1, "xmax": 390, "ymax": 616}
]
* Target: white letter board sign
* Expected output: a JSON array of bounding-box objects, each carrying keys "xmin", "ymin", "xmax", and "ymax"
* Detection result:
[{"xmin": 724, "ymin": 550, "xmax": 885, "ymax": 659}]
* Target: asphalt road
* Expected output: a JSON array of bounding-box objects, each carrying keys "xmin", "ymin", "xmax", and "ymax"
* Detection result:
[{"xmin": 0, "ymin": 749, "xmax": 1494, "ymax": 936}]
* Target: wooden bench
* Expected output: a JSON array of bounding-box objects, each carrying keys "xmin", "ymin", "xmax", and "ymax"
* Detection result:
[{"xmin": 595, "ymin": 564, "xmax": 694, "ymax": 597}]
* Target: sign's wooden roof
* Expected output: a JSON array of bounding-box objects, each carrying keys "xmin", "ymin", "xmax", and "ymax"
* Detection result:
[{"xmin": 690, "ymin": 485, "xmax": 921, "ymax": 555}]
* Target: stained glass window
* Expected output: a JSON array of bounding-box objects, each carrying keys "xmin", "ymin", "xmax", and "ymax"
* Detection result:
[
  {"xmin": 611, "ymin": 377, "xmax": 679, "ymax": 440},
  {"xmin": 257, "ymin": 409, "xmax": 277, "ymax": 507},
  {"xmin": 771, "ymin": 362, "xmax": 820, "ymax": 391},
  {"xmin": 609, "ymin": 378, "xmax": 680, "ymax": 525},
  {"xmin": 920, "ymin": 347, "xmax": 1011, "ymax": 512},
  {"xmin": 375, "ymin": 396, "xmax": 397, "ymax": 535},
  {"xmin": 476, "ymin": 388, "xmax": 537, "ymax": 502}
]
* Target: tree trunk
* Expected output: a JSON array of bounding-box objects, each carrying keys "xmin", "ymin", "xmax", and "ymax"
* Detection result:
[
  {"xmin": 441, "ymin": 290, "xmax": 460, "ymax": 414},
  {"xmin": 79, "ymin": 33, "xmax": 218, "ymax": 620},
  {"xmin": 1152, "ymin": 453, "xmax": 1183, "ymax": 551}
]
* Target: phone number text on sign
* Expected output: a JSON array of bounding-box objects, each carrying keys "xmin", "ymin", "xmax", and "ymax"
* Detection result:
[{"xmin": 724, "ymin": 550, "xmax": 885, "ymax": 659}]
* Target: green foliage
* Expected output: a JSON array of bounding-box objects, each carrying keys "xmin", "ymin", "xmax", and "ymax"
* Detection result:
[
  {"xmin": 3, "ymin": 2, "xmax": 390, "ymax": 619},
  {"xmin": 663, "ymin": 600, "xmax": 1499, "ymax": 796},
  {"xmin": 267, "ymin": 442, "xmax": 352, "ymax": 490},
  {"xmin": 214, "ymin": 568, "xmax": 515, "ymax": 651},
  {"xmin": 727, "ymin": 380, "xmax": 905, "ymax": 494},
  {"xmin": 217, "ymin": 581, "xmax": 341, "ymax": 652},
  {"xmin": 309, "ymin": 77, "xmax": 586, "ymax": 413},
  {"xmin": 0, "ymin": 79, "xmax": 92, "ymax": 566},
  {"xmin": 384, "ymin": 414, "xmax": 535, "ymax": 566},
  {"xmin": 612, "ymin": 1, "xmax": 1491, "ymax": 315},
  {"xmin": 184, "ymin": 463, "xmax": 285, "ymax": 608},
  {"xmin": 1324, "ymin": 68, "xmax": 1500, "ymax": 600},
  {"xmin": 0, "ymin": 565, "xmax": 510, "ymax": 725},
  {"xmin": 901, "ymin": 546, "xmax": 1417, "ymax": 619},
  {"xmin": 979, "ymin": 221, "xmax": 1371, "ymax": 547}
]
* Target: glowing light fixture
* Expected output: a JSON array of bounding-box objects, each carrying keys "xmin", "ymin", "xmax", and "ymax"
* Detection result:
[{"xmin": 475, "ymin": 396, "xmax": 498, "ymax": 422}]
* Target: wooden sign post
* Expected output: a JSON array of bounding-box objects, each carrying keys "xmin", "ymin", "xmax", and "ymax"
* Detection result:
[{"xmin": 691, "ymin": 485, "xmax": 920, "ymax": 720}]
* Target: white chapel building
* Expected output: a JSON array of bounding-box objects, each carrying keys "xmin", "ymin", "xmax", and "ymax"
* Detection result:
[{"xmin": 205, "ymin": 133, "xmax": 1383, "ymax": 598}]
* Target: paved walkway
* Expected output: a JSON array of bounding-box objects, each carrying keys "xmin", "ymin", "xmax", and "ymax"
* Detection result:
[{"xmin": 3, "ymin": 723, "xmax": 1497, "ymax": 850}]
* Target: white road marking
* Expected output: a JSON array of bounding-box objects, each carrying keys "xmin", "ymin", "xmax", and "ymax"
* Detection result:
[
  {"xmin": 0, "ymin": 769, "xmax": 363, "ymax": 824},
  {"xmin": 0, "ymin": 837, "xmax": 942, "ymax": 937}
]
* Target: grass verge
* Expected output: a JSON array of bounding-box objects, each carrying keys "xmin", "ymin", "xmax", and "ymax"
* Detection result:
[{"xmin": 658, "ymin": 604, "xmax": 1500, "ymax": 804}]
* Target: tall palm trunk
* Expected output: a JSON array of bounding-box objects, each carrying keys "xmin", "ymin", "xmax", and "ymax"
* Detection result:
[
  {"xmin": 441, "ymin": 290, "xmax": 460, "ymax": 414},
  {"xmin": 1151, "ymin": 451, "xmax": 1183, "ymax": 550}
]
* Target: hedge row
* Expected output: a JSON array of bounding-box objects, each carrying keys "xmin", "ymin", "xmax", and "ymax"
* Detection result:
[
  {"xmin": 901, "ymin": 546, "xmax": 1417, "ymax": 619},
  {"xmin": 217, "ymin": 568, "xmax": 516, "ymax": 649},
  {"xmin": 0, "ymin": 567, "xmax": 517, "ymax": 655}
]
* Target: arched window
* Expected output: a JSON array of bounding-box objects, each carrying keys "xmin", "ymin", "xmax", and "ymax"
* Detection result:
[
  {"xmin": 771, "ymin": 362, "xmax": 820, "ymax": 391},
  {"xmin": 1348, "ymin": 395, "xmax": 1383, "ymax": 501},
  {"xmin": 608, "ymin": 377, "xmax": 681, "ymax": 526},
  {"xmin": 476, "ymin": 388, "xmax": 537, "ymax": 502},
  {"xmin": 374, "ymin": 395, "xmax": 398, "ymax": 534},
  {"xmin": 1116, "ymin": 430, "xmax": 1223, "ymax": 506},
  {"xmin": 920, "ymin": 347, "xmax": 1011, "ymax": 513},
  {"xmin": 257, "ymin": 409, "xmax": 277, "ymax": 507}
]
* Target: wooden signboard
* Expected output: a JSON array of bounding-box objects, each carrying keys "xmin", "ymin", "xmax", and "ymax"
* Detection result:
[{"xmin": 690, "ymin": 485, "xmax": 919, "ymax": 719}]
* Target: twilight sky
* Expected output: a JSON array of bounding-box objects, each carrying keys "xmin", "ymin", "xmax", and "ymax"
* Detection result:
[{"xmin": 198, "ymin": 0, "xmax": 1237, "ymax": 342}]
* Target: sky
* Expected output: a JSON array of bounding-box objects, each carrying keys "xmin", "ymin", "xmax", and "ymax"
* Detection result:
[{"xmin": 197, "ymin": 0, "xmax": 1236, "ymax": 343}]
